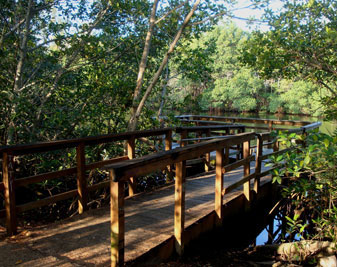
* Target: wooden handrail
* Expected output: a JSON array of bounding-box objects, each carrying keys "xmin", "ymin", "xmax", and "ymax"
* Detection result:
[
  {"xmin": 302, "ymin": 122, "xmax": 322, "ymax": 131},
  {"xmin": 0, "ymin": 128, "xmax": 173, "ymax": 157},
  {"xmin": 0, "ymin": 118, "xmax": 322, "ymax": 239},
  {"xmin": 106, "ymin": 131, "xmax": 256, "ymax": 266},
  {"xmin": 176, "ymin": 115, "xmax": 311, "ymax": 127},
  {"xmin": 104, "ymin": 132, "xmax": 255, "ymax": 181},
  {"xmin": 175, "ymin": 124, "xmax": 245, "ymax": 133},
  {"xmin": 0, "ymin": 128, "xmax": 174, "ymax": 235}
]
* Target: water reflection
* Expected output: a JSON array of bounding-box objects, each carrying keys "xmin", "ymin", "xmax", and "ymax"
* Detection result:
[{"xmin": 205, "ymin": 111, "xmax": 337, "ymax": 135}]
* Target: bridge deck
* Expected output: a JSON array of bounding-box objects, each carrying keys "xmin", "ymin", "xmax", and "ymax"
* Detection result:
[{"xmin": 0, "ymin": 162, "xmax": 271, "ymax": 267}]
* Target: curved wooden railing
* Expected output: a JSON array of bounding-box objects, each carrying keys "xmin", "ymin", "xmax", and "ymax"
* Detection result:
[
  {"xmin": 0, "ymin": 128, "xmax": 173, "ymax": 235},
  {"xmin": 0, "ymin": 124, "xmax": 246, "ymax": 235},
  {"xmin": 105, "ymin": 132, "xmax": 256, "ymax": 265},
  {"xmin": 0, "ymin": 118, "xmax": 321, "ymax": 239},
  {"xmin": 176, "ymin": 114, "xmax": 311, "ymax": 131},
  {"xmin": 104, "ymin": 120, "xmax": 321, "ymax": 266}
]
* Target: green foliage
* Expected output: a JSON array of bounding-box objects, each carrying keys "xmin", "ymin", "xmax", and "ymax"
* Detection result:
[
  {"xmin": 269, "ymin": 80, "xmax": 325, "ymax": 115},
  {"xmin": 168, "ymin": 22, "xmax": 325, "ymax": 116},
  {"xmin": 270, "ymin": 131, "xmax": 337, "ymax": 244},
  {"xmin": 241, "ymin": 0, "xmax": 337, "ymax": 116},
  {"xmin": 211, "ymin": 67, "xmax": 264, "ymax": 112}
]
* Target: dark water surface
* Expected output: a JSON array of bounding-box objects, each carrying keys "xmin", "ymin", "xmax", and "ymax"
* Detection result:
[{"xmin": 205, "ymin": 111, "xmax": 337, "ymax": 135}]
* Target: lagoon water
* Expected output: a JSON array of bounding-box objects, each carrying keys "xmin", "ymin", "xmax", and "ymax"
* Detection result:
[{"xmin": 205, "ymin": 111, "xmax": 337, "ymax": 135}]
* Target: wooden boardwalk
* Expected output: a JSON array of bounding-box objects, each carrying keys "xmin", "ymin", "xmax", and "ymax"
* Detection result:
[
  {"xmin": 0, "ymin": 161, "xmax": 271, "ymax": 267},
  {"xmin": 0, "ymin": 117, "xmax": 321, "ymax": 266}
]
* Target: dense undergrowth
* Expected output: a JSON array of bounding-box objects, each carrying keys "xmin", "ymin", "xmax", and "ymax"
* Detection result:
[{"xmin": 266, "ymin": 130, "xmax": 337, "ymax": 263}]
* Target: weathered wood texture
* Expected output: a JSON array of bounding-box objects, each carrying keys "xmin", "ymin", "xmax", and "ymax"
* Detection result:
[
  {"xmin": 106, "ymin": 131, "xmax": 278, "ymax": 266},
  {"xmin": 0, "ymin": 162, "xmax": 272, "ymax": 266},
  {"xmin": 174, "ymin": 160, "xmax": 186, "ymax": 255},
  {"xmin": 2, "ymin": 152, "xmax": 17, "ymax": 235},
  {"xmin": 127, "ymin": 136, "xmax": 136, "ymax": 196},
  {"xmin": 0, "ymin": 119, "xmax": 321, "ymax": 239},
  {"xmin": 215, "ymin": 148, "xmax": 224, "ymax": 226},
  {"xmin": 0, "ymin": 129, "xmax": 173, "ymax": 232},
  {"xmin": 110, "ymin": 176, "xmax": 125, "ymax": 267},
  {"xmin": 105, "ymin": 132, "xmax": 256, "ymax": 181}
]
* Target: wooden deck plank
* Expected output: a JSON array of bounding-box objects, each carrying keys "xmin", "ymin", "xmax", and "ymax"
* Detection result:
[{"xmin": 2, "ymin": 160, "xmax": 272, "ymax": 266}]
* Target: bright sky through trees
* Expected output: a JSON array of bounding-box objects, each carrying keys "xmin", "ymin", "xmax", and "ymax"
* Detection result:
[{"xmin": 231, "ymin": 0, "xmax": 283, "ymax": 31}]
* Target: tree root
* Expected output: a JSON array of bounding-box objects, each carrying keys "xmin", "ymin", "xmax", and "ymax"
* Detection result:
[{"xmin": 250, "ymin": 240, "xmax": 336, "ymax": 264}]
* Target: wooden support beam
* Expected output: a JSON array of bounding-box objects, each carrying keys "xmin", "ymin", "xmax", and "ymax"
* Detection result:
[
  {"xmin": 110, "ymin": 173, "xmax": 125, "ymax": 267},
  {"xmin": 223, "ymin": 155, "xmax": 255, "ymax": 174},
  {"xmin": 76, "ymin": 143, "xmax": 88, "ymax": 214},
  {"xmin": 225, "ymin": 147, "xmax": 230, "ymax": 166},
  {"xmin": 204, "ymin": 130, "xmax": 211, "ymax": 172},
  {"xmin": 243, "ymin": 141, "xmax": 251, "ymax": 201},
  {"xmin": 127, "ymin": 136, "xmax": 136, "ymax": 196},
  {"xmin": 254, "ymin": 135, "xmax": 263, "ymax": 194},
  {"xmin": 3, "ymin": 152, "xmax": 17, "ymax": 235},
  {"xmin": 174, "ymin": 160, "xmax": 186, "ymax": 256},
  {"xmin": 273, "ymin": 139, "xmax": 280, "ymax": 152},
  {"xmin": 180, "ymin": 130, "xmax": 187, "ymax": 147},
  {"xmin": 215, "ymin": 148, "xmax": 224, "ymax": 226},
  {"xmin": 222, "ymin": 173, "xmax": 256, "ymax": 195},
  {"xmin": 165, "ymin": 130, "xmax": 173, "ymax": 182}
]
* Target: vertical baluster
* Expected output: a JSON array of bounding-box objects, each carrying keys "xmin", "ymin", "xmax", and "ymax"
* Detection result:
[
  {"xmin": 215, "ymin": 148, "xmax": 224, "ymax": 226},
  {"xmin": 165, "ymin": 130, "xmax": 173, "ymax": 182},
  {"xmin": 3, "ymin": 152, "xmax": 17, "ymax": 235},
  {"xmin": 243, "ymin": 140, "xmax": 251, "ymax": 201},
  {"xmin": 76, "ymin": 143, "xmax": 88, "ymax": 213},
  {"xmin": 127, "ymin": 136, "xmax": 136, "ymax": 196},
  {"xmin": 273, "ymin": 137, "xmax": 279, "ymax": 152},
  {"xmin": 254, "ymin": 135, "xmax": 263, "ymax": 194},
  {"xmin": 174, "ymin": 160, "xmax": 186, "ymax": 255},
  {"xmin": 205, "ymin": 129, "xmax": 211, "ymax": 172},
  {"xmin": 110, "ymin": 173, "xmax": 125, "ymax": 267},
  {"xmin": 180, "ymin": 130, "xmax": 187, "ymax": 147}
]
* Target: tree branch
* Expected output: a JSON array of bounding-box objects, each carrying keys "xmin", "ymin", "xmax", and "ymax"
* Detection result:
[
  {"xmin": 155, "ymin": 0, "xmax": 188, "ymax": 24},
  {"xmin": 128, "ymin": 0, "xmax": 201, "ymax": 131},
  {"xmin": 132, "ymin": 0, "xmax": 159, "ymax": 110}
]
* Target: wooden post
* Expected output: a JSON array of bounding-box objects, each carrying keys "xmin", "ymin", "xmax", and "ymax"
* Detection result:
[
  {"xmin": 174, "ymin": 160, "xmax": 186, "ymax": 256},
  {"xmin": 225, "ymin": 128, "xmax": 229, "ymax": 135},
  {"xmin": 225, "ymin": 147, "xmax": 230, "ymax": 166},
  {"xmin": 165, "ymin": 130, "xmax": 173, "ymax": 182},
  {"xmin": 3, "ymin": 152, "xmax": 17, "ymax": 235},
  {"xmin": 215, "ymin": 148, "xmax": 224, "ymax": 226},
  {"xmin": 76, "ymin": 143, "xmax": 88, "ymax": 214},
  {"xmin": 180, "ymin": 130, "xmax": 187, "ymax": 147},
  {"xmin": 254, "ymin": 135, "xmax": 263, "ymax": 194},
  {"xmin": 273, "ymin": 138, "xmax": 279, "ymax": 152},
  {"xmin": 127, "ymin": 136, "xmax": 136, "ymax": 196},
  {"xmin": 302, "ymin": 129, "xmax": 308, "ymax": 148},
  {"xmin": 268, "ymin": 121, "xmax": 274, "ymax": 149},
  {"xmin": 243, "ymin": 140, "xmax": 251, "ymax": 201},
  {"xmin": 110, "ymin": 174, "xmax": 125, "ymax": 267},
  {"xmin": 205, "ymin": 130, "xmax": 211, "ymax": 172}
]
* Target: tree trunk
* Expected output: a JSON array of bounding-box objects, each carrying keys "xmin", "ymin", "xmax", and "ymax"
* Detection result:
[
  {"xmin": 157, "ymin": 62, "xmax": 169, "ymax": 119},
  {"xmin": 128, "ymin": 0, "xmax": 201, "ymax": 132},
  {"xmin": 8, "ymin": 0, "xmax": 33, "ymax": 145},
  {"xmin": 131, "ymin": 0, "xmax": 159, "ymax": 117}
]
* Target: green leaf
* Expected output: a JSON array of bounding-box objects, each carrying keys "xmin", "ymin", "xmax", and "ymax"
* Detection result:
[
  {"xmin": 304, "ymin": 154, "xmax": 311, "ymax": 165},
  {"xmin": 324, "ymin": 138, "xmax": 330, "ymax": 148}
]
